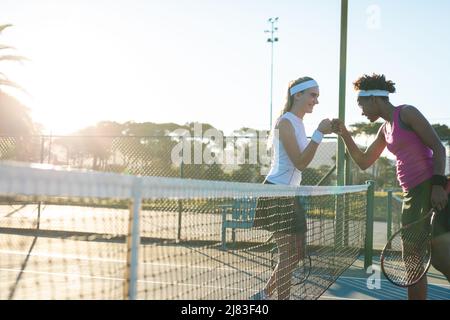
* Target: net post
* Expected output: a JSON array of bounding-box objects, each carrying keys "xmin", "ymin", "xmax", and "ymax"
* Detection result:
[
  {"xmin": 344, "ymin": 152, "xmax": 352, "ymax": 246},
  {"xmin": 125, "ymin": 177, "xmax": 142, "ymax": 300},
  {"xmin": 364, "ymin": 180, "xmax": 375, "ymax": 270},
  {"xmin": 47, "ymin": 132, "xmax": 53, "ymax": 163},
  {"xmin": 177, "ymin": 139, "xmax": 185, "ymax": 242},
  {"xmin": 387, "ymin": 190, "xmax": 393, "ymax": 241}
]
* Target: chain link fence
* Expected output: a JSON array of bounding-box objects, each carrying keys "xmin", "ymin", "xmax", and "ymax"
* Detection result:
[{"xmin": 0, "ymin": 135, "xmax": 338, "ymax": 185}]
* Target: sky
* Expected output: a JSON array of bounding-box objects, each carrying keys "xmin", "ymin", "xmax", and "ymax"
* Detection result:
[{"xmin": 1, "ymin": 0, "xmax": 450, "ymax": 136}]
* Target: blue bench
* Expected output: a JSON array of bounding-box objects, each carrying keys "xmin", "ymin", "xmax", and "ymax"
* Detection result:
[{"xmin": 220, "ymin": 198, "xmax": 257, "ymax": 250}]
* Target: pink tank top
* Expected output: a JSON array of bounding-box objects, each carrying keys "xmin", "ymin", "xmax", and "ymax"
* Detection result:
[{"xmin": 383, "ymin": 105, "xmax": 433, "ymax": 191}]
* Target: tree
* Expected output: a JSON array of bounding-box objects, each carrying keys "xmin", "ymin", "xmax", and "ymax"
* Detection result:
[
  {"xmin": 53, "ymin": 121, "xmax": 124, "ymax": 169},
  {"xmin": 225, "ymin": 127, "xmax": 269, "ymax": 183},
  {"xmin": 0, "ymin": 24, "xmax": 28, "ymax": 91},
  {"xmin": 431, "ymin": 123, "xmax": 450, "ymax": 140},
  {"xmin": 374, "ymin": 156, "xmax": 397, "ymax": 189},
  {"xmin": 0, "ymin": 24, "xmax": 33, "ymax": 136},
  {"xmin": 348, "ymin": 121, "xmax": 392, "ymax": 188},
  {"xmin": 0, "ymin": 24, "xmax": 38, "ymax": 161},
  {"xmin": 0, "ymin": 92, "xmax": 35, "ymax": 136},
  {"xmin": 349, "ymin": 122, "xmax": 383, "ymax": 137},
  {"xmin": 122, "ymin": 122, "xmax": 189, "ymax": 177}
]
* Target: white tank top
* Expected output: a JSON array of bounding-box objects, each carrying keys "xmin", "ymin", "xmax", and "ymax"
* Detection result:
[{"xmin": 266, "ymin": 112, "xmax": 308, "ymax": 186}]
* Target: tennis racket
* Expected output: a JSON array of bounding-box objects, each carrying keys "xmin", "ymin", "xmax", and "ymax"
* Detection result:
[{"xmin": 380, "ymin": 208, "xmax": 436, "ymax": 287}]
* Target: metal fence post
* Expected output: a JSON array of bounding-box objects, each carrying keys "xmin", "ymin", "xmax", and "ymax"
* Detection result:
[
  {"xmin": 40, "ymin": 136, "xmax": 45, "ymax": 164},
  {"xmin": 386, "ymin": 190, "xmax": 393, "ymax": 241},
  {"xmin": 177, "ymin": 138, "xmax": 184, "ymax": 242},
  {"xmin": 364, "ymin": 180, "xmax": 375, "ymax": 270},
  {"xmin": 125, "ymin": 177, "xmax": 142, "ymax": 300}
]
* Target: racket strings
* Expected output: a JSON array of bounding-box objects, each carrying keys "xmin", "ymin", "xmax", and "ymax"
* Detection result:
[{"xmin": 382, "ymin": 215, "xmax": 432, "ymax": 286}]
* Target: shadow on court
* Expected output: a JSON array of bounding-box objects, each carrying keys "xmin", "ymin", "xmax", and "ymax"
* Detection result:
[{"xmin": 321, "ymin": 256, "xmax": 450, "ymax": 300}]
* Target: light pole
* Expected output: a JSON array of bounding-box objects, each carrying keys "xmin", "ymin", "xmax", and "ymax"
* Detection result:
[{"xmin": 265, "ymin": 17, "xmax": 279, "ymax": 130}]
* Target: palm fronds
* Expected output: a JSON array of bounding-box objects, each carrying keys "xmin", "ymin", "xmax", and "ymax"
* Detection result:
[
  {"xmin": 0, "ymin": 23, "xmax": 28, "ymax": 92},
  {"xmin": 0, "ymin": 24, "xmax": 13, "ymax": 34},
  {"xmin": 0, "ymin": 78, "xmax": 25, "ymax": 91},
  {"xmin": 0, "ymin": 45, "xmax": 15, "ymax": 50},
  {"xmin": 0, "ymin": 54, "xmax": 29, "ymax": 64}
]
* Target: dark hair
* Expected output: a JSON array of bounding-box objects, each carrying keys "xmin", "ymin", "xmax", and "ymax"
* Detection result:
[
  {"xmin": 353, "ymin": 73, "xmax": 396, "ymax": 101},
  {"xmin": 280, "ymin": 76, "xmax": 315, "ymax": 116}
]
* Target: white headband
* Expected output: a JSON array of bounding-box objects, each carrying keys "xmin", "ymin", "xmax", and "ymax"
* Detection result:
[
  {"xmin": 358, "ymin": 90, "xmax": 389, "ymax": 97},
  {"xmin": 289, "ymin": 80, "xmax": 319, "ymax": 96}
]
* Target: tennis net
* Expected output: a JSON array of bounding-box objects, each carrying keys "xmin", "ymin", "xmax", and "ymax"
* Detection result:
[{"xmin": 0, "ymin": 161, "xmax": 369, "ymax": 300}]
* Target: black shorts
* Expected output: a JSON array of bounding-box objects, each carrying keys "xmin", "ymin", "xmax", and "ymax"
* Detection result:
[
  {"xmin": 253, "ymin": 181, "xmax": 307, "ymax": 235},
  {"xmin": 402, "ymin": 178, "xmax": 450, "ymax": 238}
]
